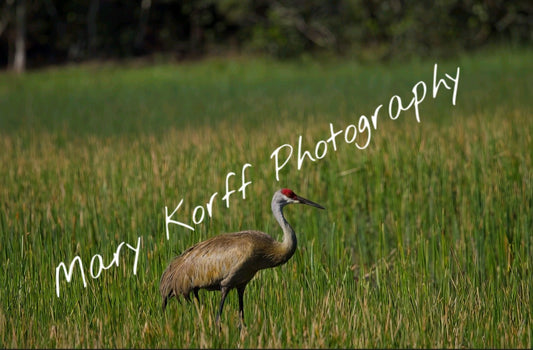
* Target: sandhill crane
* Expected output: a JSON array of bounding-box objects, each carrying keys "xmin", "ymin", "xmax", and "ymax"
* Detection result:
[{"xmin": 159, "ymin": 188, "xmax": 325, "ymax": 325}]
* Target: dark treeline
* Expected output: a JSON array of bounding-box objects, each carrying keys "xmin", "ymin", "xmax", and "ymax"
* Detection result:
[{"xmin": 0, "ymin": 0, "xmax": 531, "ymax": 71}]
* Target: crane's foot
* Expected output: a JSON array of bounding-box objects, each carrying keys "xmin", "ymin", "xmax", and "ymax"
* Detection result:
[
  {"xmin": 237, "ymin": 317, "xmax": 246, "ymax": 330},
  {"xmin": 238, "ymin": 322, "xmax": 248, "ymax": 338}
]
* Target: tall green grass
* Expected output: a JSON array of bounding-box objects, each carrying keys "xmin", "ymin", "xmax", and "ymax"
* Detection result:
[{"xmin": 0, "ymin": 47, "xmax": 531, "ymax": 348}]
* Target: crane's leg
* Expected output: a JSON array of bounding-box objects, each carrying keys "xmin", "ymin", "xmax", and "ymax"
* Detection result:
[
  {"xmin": 237, "ymin": 285, "xmax": 246, "ymax": 328},
  {"xmin": 162, "ymin": 291, "xmax": 172, "ymax": 311},
  {"xmin": 215, "ymin": 286, "xmax": 230, "ymax": 325}
]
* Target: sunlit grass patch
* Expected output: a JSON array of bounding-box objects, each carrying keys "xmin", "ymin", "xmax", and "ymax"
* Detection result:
[{"xmin": 0, "ymin": 47, "xmax": 531, "ymax": 348}]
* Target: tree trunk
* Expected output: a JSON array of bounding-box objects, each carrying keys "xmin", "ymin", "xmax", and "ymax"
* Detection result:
[
  {"xmin": 13, "ymin": 0, "xmax": 26, "ymax": 73},
  {"xmin": 87, "ymin": 0, "xmax": 100, "ymax": 57},
  {"xmin": 134, "ymin": 0, "xmax": 151, "ymax": 54}
]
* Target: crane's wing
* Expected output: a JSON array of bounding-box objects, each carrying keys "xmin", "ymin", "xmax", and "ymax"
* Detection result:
[{"xmin": 159, "ymin": 231, "xmax": 275, "ymax": 304}]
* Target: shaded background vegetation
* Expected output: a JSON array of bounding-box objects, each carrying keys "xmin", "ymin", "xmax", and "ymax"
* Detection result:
[{"xmin": 1, "ymin": 0, "xmax": 532, "ymax": 70}]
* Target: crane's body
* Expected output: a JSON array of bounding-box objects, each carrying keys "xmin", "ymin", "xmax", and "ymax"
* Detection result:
[{"xmin": 159, "ymin": 188, "xmax": 325, "ymax": 325}]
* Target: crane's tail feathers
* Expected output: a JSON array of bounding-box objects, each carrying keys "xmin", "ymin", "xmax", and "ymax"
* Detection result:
[
  {"xmin": 162, "ymin": 296, "xmax": 168, "ymax": 311},
  {"xmin": 159, "ymin": 254, "xmax": 200, "ymax": 310},
  {"xmin": 162, "ymin": 290, "xmax": 173, "ymax": 311}
]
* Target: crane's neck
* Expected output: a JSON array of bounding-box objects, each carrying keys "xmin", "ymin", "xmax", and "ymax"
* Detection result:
[{"xmin": 272, "ymin": 201, "xmax": 297, "ymax": 265}]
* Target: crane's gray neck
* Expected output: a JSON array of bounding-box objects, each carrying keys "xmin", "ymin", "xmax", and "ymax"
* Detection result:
[{"xmin": 271, "ymin": 200, "xmax": 297, "ymax": 262}]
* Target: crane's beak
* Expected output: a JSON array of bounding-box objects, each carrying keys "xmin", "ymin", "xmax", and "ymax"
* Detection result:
[{"xmin": 296, "ymin": 194, "xmax": 325, "ymax": 210}]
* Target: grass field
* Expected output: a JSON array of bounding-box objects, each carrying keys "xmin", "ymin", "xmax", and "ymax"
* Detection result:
[{"xmin": 0, "ymin": 47, "xmax": 531, "ymax": 348}]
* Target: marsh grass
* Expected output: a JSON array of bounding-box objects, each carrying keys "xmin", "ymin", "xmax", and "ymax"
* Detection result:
[{"xmin": 0, "ymin": 47, "xmax": 531, "ymax": 348}]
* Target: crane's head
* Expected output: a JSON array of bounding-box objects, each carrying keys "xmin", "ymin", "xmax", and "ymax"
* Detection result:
[{"xmin": 274, "ymin": 188, "xmax": 325, "ymax": 210}]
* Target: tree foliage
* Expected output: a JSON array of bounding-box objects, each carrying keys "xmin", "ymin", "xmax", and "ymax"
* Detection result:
[{"xmin": 0, "ymin": 0, "xmax": 531, "ymax": 69}]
